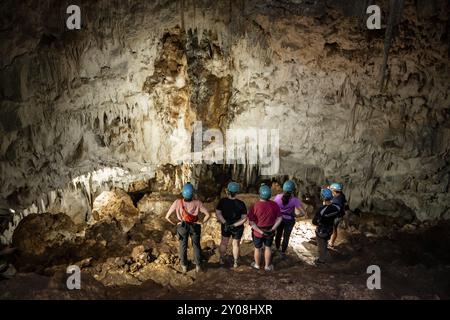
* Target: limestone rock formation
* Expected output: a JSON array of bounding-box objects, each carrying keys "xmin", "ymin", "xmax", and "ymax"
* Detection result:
[
  {"xmin": 0, "ymin": 0, "xmax": 449, "ymax": 245},
  {"xmin": 92, "ymin": 189, "xmax": 139, "ymax": 232}
]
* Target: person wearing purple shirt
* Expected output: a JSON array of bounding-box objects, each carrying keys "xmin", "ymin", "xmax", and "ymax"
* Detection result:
[{"xmin": 273, "ymin": 180, "xmax": 307, "ymax": 258}]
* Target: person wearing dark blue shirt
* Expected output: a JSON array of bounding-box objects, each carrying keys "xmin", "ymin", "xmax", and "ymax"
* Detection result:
[
  {"xmin": 312, "ymin": 189, "xmax": 341, "ymax": 264},
  {"xmin": 329, "ymin": 183, "xmax": 347, "ymax": 247}
]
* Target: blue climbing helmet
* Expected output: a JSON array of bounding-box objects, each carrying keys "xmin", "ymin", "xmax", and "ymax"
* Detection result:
[
  {"xmin": 330, "ymin": 182, "xmax": 343, "ymax": 192},
  {"xmin": 227, "ymin": 182, "xmax": 240, "ymax": 194},
  {"xmin": 181, "ymin": 182, "xmax": 195, "ymax": 200},
  {"xmin": 321, "ymin": 188, "xmax": 333, "ymax": 201},
  {"xmin": 282, "ymin": 180, "xmax": 296, "ymax": 193},
  {"xmin": 259, "ymin": 184, "xmax": 272, "ymax": 200}
]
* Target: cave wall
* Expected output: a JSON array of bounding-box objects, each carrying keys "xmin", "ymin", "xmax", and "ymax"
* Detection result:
[{"xmin": 0, "ymin": 0, "xmax": 449, "ymax": 236}]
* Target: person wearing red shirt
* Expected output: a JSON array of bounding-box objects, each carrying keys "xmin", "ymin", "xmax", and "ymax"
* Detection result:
[{"xmin": 247, "ymin": 184, "xmax": 283, "ymax": 271}]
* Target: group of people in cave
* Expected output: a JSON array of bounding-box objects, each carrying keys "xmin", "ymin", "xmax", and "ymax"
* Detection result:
[{"xmin": 165, "ymin": 180, "xmax": 347, "ymax": 273}]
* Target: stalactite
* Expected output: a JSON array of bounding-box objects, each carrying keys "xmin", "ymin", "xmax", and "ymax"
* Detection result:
[
  {"xmin": 180, "ymin": 0, "xmax": 185, "ymax": 31},
  {"xmin": 380, "ymin": 0, "xmax": 405, "ymax": 91}
]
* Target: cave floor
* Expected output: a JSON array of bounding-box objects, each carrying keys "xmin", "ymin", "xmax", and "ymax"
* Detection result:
[{"xmin": 1, "ymin": 221, "xmax": 449, "ymax": 300}]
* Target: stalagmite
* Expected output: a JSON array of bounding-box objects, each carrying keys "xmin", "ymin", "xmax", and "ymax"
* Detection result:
[{"xmin": 0, "ymin": 0, "xmax": 449, "ymax": 301}]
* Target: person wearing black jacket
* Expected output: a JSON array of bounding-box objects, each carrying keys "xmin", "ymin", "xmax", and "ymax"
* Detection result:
[
  {"xmin": 216, "ymin": 182, "xmax": 248, "ymax": 268},
  {"xmin": 312, "ymin": 188, "xmax": 341, "ymax": 265},
  {"xmin": 329, "ymin": 182, "xmax": 348, "ymax": 247}
]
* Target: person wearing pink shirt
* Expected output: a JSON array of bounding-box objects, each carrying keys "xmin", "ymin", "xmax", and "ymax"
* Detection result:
[{"xmin": 165, "ymin": 182, "xmax": 210, "ymax": 273}]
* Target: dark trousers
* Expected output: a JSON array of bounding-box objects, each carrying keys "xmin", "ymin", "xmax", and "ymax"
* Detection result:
[
  {"xmin": 177, "ymin": 222, "xmax": 202, "ymax": 266},
  {"xmin": 317, "ymin": 236, "xmax": 329, "ymax": 262},
  {"xmin": 275, "ymin": 219, "xmax": 295, "ymax": 253}
]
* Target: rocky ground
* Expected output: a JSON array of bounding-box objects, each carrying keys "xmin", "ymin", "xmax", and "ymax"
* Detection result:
[{"xmin": 0, "ymin": 192, "xmax": 449, "ymax": 300}]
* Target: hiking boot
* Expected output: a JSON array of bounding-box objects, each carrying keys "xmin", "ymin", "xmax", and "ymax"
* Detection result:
[
  {"xmin": 250, "ymin": 262, "xmax": 260, "ymax": 270},
  {"xmin": 314, "ymin": 258, "xmax": 326, "ymax": 266},
  {"xmin": 264, "ymin": 265, "xmax": 274, "ymax": 272},
  {"xmin": 219, "ymin": 257, "xmax": 225, "ymax": 265},
  {"xmin": 181, "ymin": 265, "xmax": 188, "ymax": 274},
  {"xmin": 233, "ymin": 260, "xmax": 239, "ymax": 269},
  {"xmin": 280, "ymin": 252, "xmax": 287, "ymax": 260}
]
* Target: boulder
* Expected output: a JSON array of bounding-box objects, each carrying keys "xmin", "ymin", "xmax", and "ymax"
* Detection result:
[
  {"xmin": 12, "ymin": 213, "xmax": 77, "ymax": 256},
  {"xmin": 92, "ymin": 189, "xmax": 139, "ymax": 232},
  {"xmin": 12, "ymin": 213, "xmax": 78, "ymax": 269}
]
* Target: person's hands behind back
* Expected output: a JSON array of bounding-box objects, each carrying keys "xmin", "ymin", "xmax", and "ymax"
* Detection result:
[
  {"xmin": 263, "ymin": 230, "xmax": 274, "ymax": 237},
  {"xmin": 224, "ymin": 223, "xmax": 235, "ymax": 233}
]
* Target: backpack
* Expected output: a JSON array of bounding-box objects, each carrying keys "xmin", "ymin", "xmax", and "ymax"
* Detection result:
[{"xmin": 181, "ymin": 199, "xmax": 198, "ymax": 223}]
